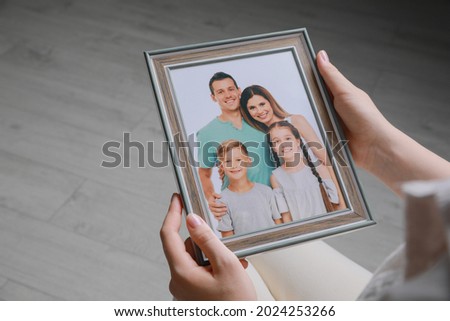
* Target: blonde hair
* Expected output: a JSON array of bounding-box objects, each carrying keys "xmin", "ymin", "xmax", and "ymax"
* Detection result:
[{"xmin": 217, "ymin": 139, "xmax": 248, "ymax": 162}]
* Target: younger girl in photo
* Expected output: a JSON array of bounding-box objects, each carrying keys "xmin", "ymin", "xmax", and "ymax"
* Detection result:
[
  {"xmin": 215, "ymin": 139, "xmax": 282, "ymax": 237},
  {"xmin": 268, "ymin": 121, "xmax": 339, "ymax": 221}
]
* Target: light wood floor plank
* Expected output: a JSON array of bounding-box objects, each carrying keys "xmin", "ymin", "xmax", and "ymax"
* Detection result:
[
  {"xmin": 0, "ymin": 280, "xmax": 58, "ymax": 301},
  {"xmin": 372, "ymin": 72, "xmax": 450, "ymax": 158},
  {"xmin": 51, "ymin": 179, "xmax": 169, "ymax": 264},
  {"xmin": 0, "ymin": 276, "xmax": 7, "ymax": 288},
  {"xmin": 0, "ymin": 150, "xmax": 84, "ymax": 221},
  {"xmin": 0, "ymin": 62, "xmax": 148, "ymax": 137},
  {"xmin": 0, "ymin": 207, "xmax": 171, "ymax": 300},
  {"xmin": 0, "ymin": 105, "xmax": 175, "ymax": 202}
]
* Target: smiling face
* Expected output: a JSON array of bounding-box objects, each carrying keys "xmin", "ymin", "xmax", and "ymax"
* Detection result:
[
  {"xmin": 210, "ymin": 78, "xmax": 241, "ymax": 112},
  {"xmin": 221, "ymin": 146, "xmax": 250, "ymax": 182},
  {"xmin": 246, "ymin": 94, "xmax": 274, "ymax": 125},
  {"xmin": 269, "ymin": 126, "xmax": 301, "ymax": 162}
]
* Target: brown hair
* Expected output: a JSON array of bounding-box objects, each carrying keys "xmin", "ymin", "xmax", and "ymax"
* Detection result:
[
  {"xmin": 240, "ymin": 85, "xmax": 290, "ymax": 132},
  {"xmin": 209, "ymin": 72, "xmax": 239, "ymax": 95},
  {"xmin": 217, "ymin": 139, "xmax": 249, "ymax": 163}
]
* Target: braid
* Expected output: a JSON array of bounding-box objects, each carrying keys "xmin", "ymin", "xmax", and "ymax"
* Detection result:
[
  {"xmin": 299, "ymin": 137, "xmax": 323, "ymax": 184},
  {"xmin": 267, "ymin": 136, "xmax": 282, "ymax": 167}
]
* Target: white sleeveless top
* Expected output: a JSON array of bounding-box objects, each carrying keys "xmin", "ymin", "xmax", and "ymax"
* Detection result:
[{"xmin": 272, "ymin": 166, "xmax": 337, "ymax": 221}]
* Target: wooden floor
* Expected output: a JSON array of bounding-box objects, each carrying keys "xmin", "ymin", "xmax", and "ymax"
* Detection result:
[{"xmin": 0, "ymin": 0, "xmax": 449, "ymax": 300}]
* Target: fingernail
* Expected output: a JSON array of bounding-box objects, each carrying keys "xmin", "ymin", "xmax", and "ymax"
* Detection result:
[
  {"xmin": 320, "ymin": 50, "xmax": 329, "ymax": 63},
  {"xmin": 187, "ymin": 213, "xmax": 203, "ymax": 228}
]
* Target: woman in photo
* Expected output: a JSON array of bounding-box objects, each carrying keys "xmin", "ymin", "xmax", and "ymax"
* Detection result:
[
  {"xmin": 239, "ymin": 84, "xmax": 344, "ymax": 210},
  {"xmin": 268, "ymin": 121, "xmax": 339, "ymax": 221}
]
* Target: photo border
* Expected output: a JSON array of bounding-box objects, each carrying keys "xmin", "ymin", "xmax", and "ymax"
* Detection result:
[{"xmin": 145, "ymin": 28, "xmax": 375, "ymax": 265}]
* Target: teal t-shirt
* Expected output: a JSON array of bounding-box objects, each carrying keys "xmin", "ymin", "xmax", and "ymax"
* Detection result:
[{"xmin": 196, "ymin": 117, "xmax": 274, "ymax": 189}]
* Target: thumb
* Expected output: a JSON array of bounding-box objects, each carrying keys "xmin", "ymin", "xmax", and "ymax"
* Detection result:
[
  {"xmin": 186, "ymin": 213, "xmax": 237, "ymax": 269},
  {"xmin": 316, "ymin": 50, "xmax": 358, "ymax": 97}
]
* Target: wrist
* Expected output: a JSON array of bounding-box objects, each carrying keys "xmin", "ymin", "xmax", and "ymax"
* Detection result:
[{"xmin": 362, "ymin": 123, "xmax": 401, "ymax": 175}]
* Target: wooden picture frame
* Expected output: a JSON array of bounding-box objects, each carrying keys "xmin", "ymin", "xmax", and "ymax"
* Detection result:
[{"xmin": 145, "ymin": 28, "xmax": 374, "ymax": 265}]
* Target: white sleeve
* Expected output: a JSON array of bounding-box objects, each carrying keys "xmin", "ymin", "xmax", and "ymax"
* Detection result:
[
  {"xmin": 216, "ymin": 198, "xmax": 234, "ymax": 232},
  {"xmin": 216, "ymin": 212, "xmax": 234, "ymax": 232},
  {"xmin": 322, "ymin": 178, "xmax": 339, "ymax": 204},
  {"xmin": 268, "ymin": 189, "xmax": 282, "ymax": 220},
  {"xmin": 273, "ymin": 187, "xmax": 289, "ymax": 213}
]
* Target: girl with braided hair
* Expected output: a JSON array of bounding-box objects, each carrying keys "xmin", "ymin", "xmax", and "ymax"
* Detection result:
[{"xmin": 267, "ymin": 121, "xmax": 339, "ymax": 221}]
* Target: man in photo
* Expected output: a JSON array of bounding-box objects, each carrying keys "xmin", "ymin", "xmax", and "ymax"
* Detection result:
[{"xmin": 196, "ymin": 72, "xmax": 274, "ymax": 217}]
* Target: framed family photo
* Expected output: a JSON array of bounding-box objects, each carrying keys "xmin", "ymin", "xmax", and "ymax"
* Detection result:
[{"xmin": 145, "ymin": 28, "xmax": 374, "ymax": 265}]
